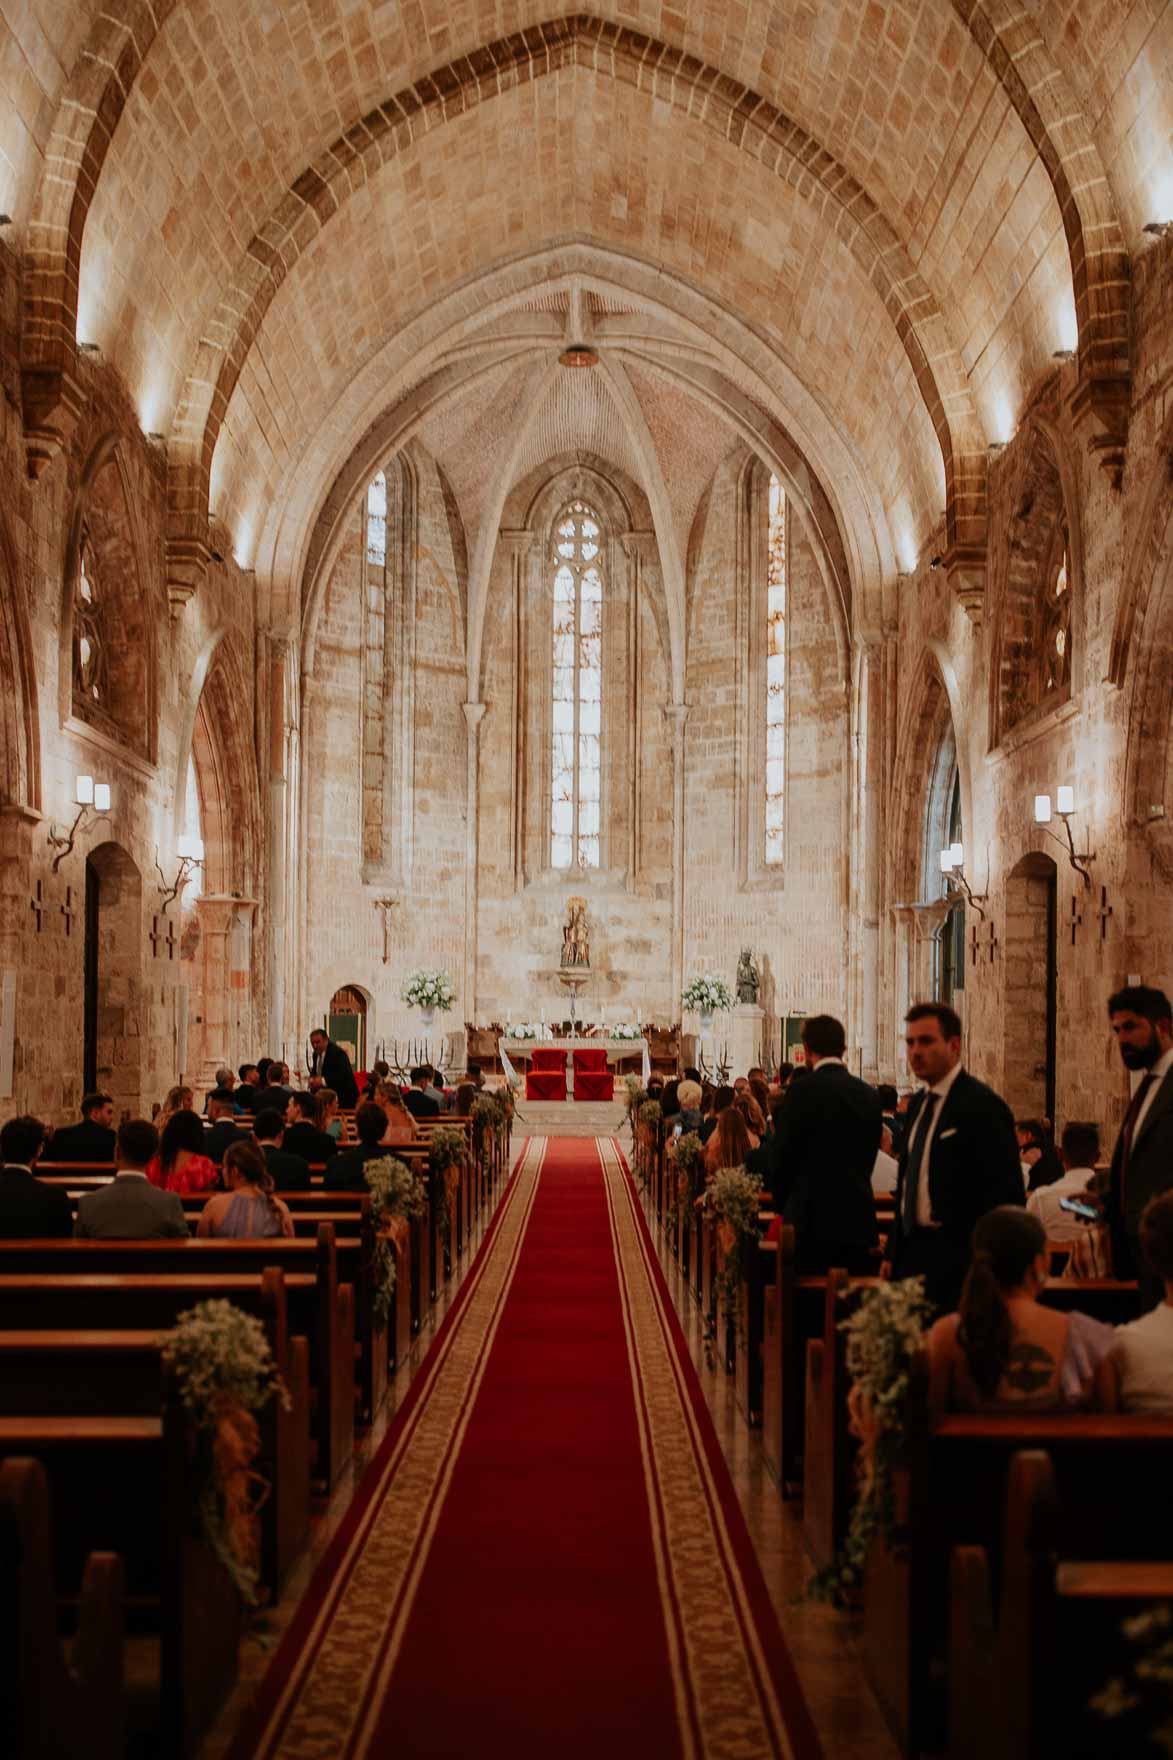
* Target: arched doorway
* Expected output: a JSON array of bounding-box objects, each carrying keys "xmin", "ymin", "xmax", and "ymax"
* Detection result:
[
  {"xmin": 1003, "ymin": 851, "xmax": 1058, "ymax": 1123},
  {"xmin": 83, "ymin": 843, "xmax": 144, "ymax": 1111},
  {"xmin": 328, "ymin": 985, "xmax": 369, "ymax": 1072}
]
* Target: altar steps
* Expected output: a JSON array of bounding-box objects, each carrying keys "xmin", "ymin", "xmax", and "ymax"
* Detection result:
[{"xmin": 511, "ymin": 1099, "xmax": 628, "ymax": 1139}]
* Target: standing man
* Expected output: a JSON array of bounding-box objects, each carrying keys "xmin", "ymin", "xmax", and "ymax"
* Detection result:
[
  {"xmin": 886, "ymin": 1002, "xmax": 1023, "ymax": 1312},
  {"xmin": 1106, "ymin": 985, "xmax": 1173, "ymax": 1311},
  {"xmin": 308, "ymin": 1027, "xmax": 359, "ymax": 1109},
  {"xmin": 769, "ymin": 1014, "xmax": 881, "ymax": 1272}
]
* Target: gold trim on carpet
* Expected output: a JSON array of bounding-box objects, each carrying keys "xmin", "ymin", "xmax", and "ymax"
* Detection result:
[{"xmin": 599, "ymin": 1136, "xmax": 794, "ymax": 1759}]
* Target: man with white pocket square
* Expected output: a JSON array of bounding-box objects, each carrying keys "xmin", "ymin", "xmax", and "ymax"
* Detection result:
[{"xmin": 885, "ymin": 1001, "xmax": 1024, "ymax": 1312}]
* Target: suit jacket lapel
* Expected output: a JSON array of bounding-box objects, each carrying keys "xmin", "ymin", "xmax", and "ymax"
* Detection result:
[{"xmin": 1132, "ymin": 1065, "xmax": 1173, "ymax": 1156}]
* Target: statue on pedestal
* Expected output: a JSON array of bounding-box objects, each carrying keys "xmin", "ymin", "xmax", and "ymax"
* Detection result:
[
  {"xmin": 561, "ymin": 897, "xmax": 590, "ymax": 969},
  {"xmin": 736, "ymin": 947, "xmax": 760, "ymax": 1005}
]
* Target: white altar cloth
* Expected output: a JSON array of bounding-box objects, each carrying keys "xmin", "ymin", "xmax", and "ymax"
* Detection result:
[{"xmin": 500, "ymin": 1035, "xmax": 651, "ymax": 1091}]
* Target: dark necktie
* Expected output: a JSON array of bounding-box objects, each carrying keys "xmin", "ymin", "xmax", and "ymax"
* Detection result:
[
  {"xmin": 1120, "ymin": 1072, "xmax": 1156, "ymax": 1205},
  {"xmin": 901, "ymin": 1092, "xmax": 939, "ymax": 1235}
]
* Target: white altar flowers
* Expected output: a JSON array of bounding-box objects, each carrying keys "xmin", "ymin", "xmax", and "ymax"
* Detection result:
[
  {"xmin": 401, "ymin": 970, "xmax": 456, "ymax": 1014},
  {"xmin": 681, "ymin": 975, "xmax": 731, "ymax": 1017},
  {"xmin": 610, "ymin": 1022, "xmax": 641, "ymax": 1040}
]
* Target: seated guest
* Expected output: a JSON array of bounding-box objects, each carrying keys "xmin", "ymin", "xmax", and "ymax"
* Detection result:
[
  {"xmin": 204, "ymin": 1089, "xmax": 246, "ymax": 1164},
  {"xmin": 238, "ymin": 1062, "xmax": 262, "ymax": 1099},
  {"xmin": 324, "ymin": 1102, "xmax": 394, "ymax": 1191},
  {"xmin": 373, "ymin": 1081, "xmax": 419, "ymax": 1145},
  {"xmin": 283, "ymin": 1091, "xmax": 339, "ymax": 1163},
  {"xmin": 454, "ymin": 1082, "xmax": 477, "ymax": 1117},
  {"xmin": 704, "ymin": 1107, "xmax": 769, "ymax": 1186},
  {"xmin": 0, "ymin": 1115, "xmax": 72, "ymax": 1237},
  {"xmin": 927, "ymin": 1207, "xmax": 1113, "ymax": 1415},
  {"xmin": 1098, "ymin": 1191, "xmax": 1173, "ymax": 1413},
  {"xmin": 464, "ymin": 1062, "xmax": 485, "ymax": 1092},
  {"xmin": 682, "ymin": 1066, "xmax": 701, "ymax": 1085},
  {"xmin": 315, "ymin": 1087, "xmax": 344, "ymax": 1142},
  {"xmin": 675, "ymin": 1079, "xmax": 703, "ymax": 1133},
  {"xmin": 204, "ymin": 1067, "xmax": 236, "ymax": 1112},
  {"xmin": 660, "ymin": 1078, "xmax": 680, "ymax": 1122},
  {"xmin": 256, "ymin": 1056, "xmax": 274, "ymax": 1087},
  {"xmin": 253, "ymin": 1108, "xmax": 311, "ymax": 1191},
  {"xmin": 76, "ymin": 1120, "xmax": 188, "ymax": 1238},
  {"xmin": 404, "ymin": 1067, "xmax": 440, "ymax": 1119},
  {"xmin": 699, "ymin": 1085, "xmax": 735, "ymax": 1146},
  {"xmin": 1017, "ymin": 1117, "xmax": 1064, "ymax": 1192},
  {"xmin": 371, "ymin": 1060, "xmax": 391, "ymax": 1083},
  {"xmin": 1026, "ymin": 1121, "xmax": 1101, "ymax": 1243},
  {"xmin": 198, "ymin": 1140, "xmax": 293, "ymax": 1239},
  {"xmin": 147, "ymin": 1109, "xmax": 219, "ymax": 1194},
  {"xmin": 262, "ymin": 1064, "xmax": 292, "ymax": 1106},
  {"xmin": 876, "ymin": 1083, "xmax": 904, "ymax": 1155},
  {"xmin": 423, "ymin": 1066, "xmax": 449, "ymax": 1112},
  {"xmin": 748, "ymin": 1075, "xmax": 772, "ymax": 1133},
  {"xmin": 734, "ymin": 1092, "xmax": 766, "ymax": 1150},
  {"xmin": 45, "ymin": 1092, "xmax": 116, "ymax": 1163},
  {"xmin": 872, "ymin": 1123, "xmax": 899, "ymax": 1196},
  {"xmin": 776, "ymin": 1062, "xmax": 794, "ymax": 1090},
  {"xmin": 155, "ymin": 1084, "xmax": 194, "ymax": 1132}
]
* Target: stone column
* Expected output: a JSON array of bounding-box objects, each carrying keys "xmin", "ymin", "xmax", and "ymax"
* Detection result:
[
  {"xmin": 621, "ymin": 532, "xmax": 655, "ymax": 888},
  {"xmin": 0, "ymin": 807, "xmax": 36, "ymax": 1106},
  {"xmin": 663, "ymin": 702, "xmax": 690, "ymax": 1019},
  {"xmin": 194, "ymin": 895, "xmax": 258, "ymax": 1084},
  {"xmin": 462, "ymin": 702, "xmax": 487, "ymax": 1020},
  {"xmin": 498, "ymin": 531, "xmax": 534, "ymax": 891},
  {"xmin": 854, "ymin": 641, "xmax": 885, "ymax": 1082},
  {"xmin": 266, "ymin": 636, "xmax": 291, "ymax": 1055}
]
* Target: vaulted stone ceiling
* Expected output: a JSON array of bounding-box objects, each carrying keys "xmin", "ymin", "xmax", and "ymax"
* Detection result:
[{"xmin": 3, "ymin": 1, "xmax": 1165, "ymax": 660}]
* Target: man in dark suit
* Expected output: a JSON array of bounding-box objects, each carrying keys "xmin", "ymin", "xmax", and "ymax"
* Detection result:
[
  {"xmin": 404, "ymin": 1067, "xmax": 440, "ymax": 1120},
  {"xmin": 769, "ymin": 1015, "xmax": 880, "ymax": 1273},
  {"xmin": 43, "ymin": 1093, "xmax": 116, "ymax": 1163},
  {"xmin": 323, "ymin": 1102, "xmax": 391, "ymax": 1191},
  {"xmin": 308, "ymin": 1028, "xmax": 359, "ymax": 1109},
  {"xmin": 0, "ymin": 1116, "xmax": 73, "ymax": 1238},
  {"xmin": 203, "ymin": 1090, "xmax": 246, "ymax": 1165},
  {"xmin": 75, "ymin": 1120, "xmax": 189, "ymax": 1239},
  {"xmin": 254, "ymin": 1108, "xmax": 312, "ymax": 1191},
  {"xmin": 1105, "ymin": 984, "xmax": 1173, "ymax": 1311},
  {"xmin": 283, "ymin": 1092, "xmax": 338, "ymax": 1164},
  {"xmin": 1016, "ymin": 1118, "xmax": 1064, "ymax": 1192},
  {"xmin": 886, "ymin": 1001, "xmax": 1023, "ymax": 1313}
]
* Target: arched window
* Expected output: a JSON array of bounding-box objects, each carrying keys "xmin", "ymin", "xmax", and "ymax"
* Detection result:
[
  {"xmin": 765, "ymin": 475, "xmax": 787, "ymax": 865},
  {"xmin": 550, "ymin": 501, "xmax": 603, "ymax": 871},
  {"xmin": 73, "ymin": 531, "xmax": 106, "ymax": 709},
  {"xmin": 939, "ymin": 773, "xmax": 965, "ymax": 1003},
  {"xmin": 366, "ymin": 471, "xmax": 387, "ymax": 570},
  {"xmin": 1039, "ymin": 527, "xmax": 1070, "ymax": 700}
]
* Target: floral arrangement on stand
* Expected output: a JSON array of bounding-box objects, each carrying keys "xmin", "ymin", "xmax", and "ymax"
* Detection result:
[
  {"xmin": 681, "ymin": 975, "xmax": 732, "ymax": 1019},
  {"xmin": 805, "ymin": 1277, "xmax": 934, "ymax": 1606},
  {"xmin": 701, "ymin": 1165, "xmax": 764, "ymax": 1336},
  {"xmin": 610, "ymin": 1022, "xmax": 641, "ymax": 1041},
  {"xmin": 667, "ymin": 1131, "xmax": 704, "ymax": 1232},
  {"xmin": 364, "ymin": 1156, "xmax": 427, "ymax": 1321},
  {"xmin": 426, "ymin": 1128, "xmax": 467, "ymax": 1259},
  {"xmin": 160, "ymin": 1300, "xmax": 289, "ymax": 1605},
  {"xmin": 401, "ymin": 970, "xmax": 456, "ymax": 1013}
]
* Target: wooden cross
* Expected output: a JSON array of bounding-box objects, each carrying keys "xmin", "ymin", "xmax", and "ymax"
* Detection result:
[
  {"xmin": 149, "ymin": 914, "xmax": 164, "ymax": 958},
  {"xmin": 1069, "ymin": 894, "xmax": 1083, "ymax": 947},
  {"xmin": 164, "ymin": 917, "xmax": 178, "ymax": 961},
  {"xmin": 59, "ymin": 885, "xmax": 76, "ymax": 938},
  {"xmin": 987, "ymin": 920, "xmax": 999, "ymax": 963},
  {"xmin": 30, "ymin": 880, "xmax": 44, "ymax": 934},
  {"xmin": 1097, "ymin": 886, "xmax": 1114, "ymax": 942}
]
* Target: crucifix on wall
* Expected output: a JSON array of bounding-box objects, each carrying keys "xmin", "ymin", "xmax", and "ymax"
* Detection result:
[
  {"xmin": 30, "ymin": 881, "xmax": 44, "ymax": 934},
  {"xmin": 59, "ymin": 885, "xmax": 77, "ymax": 938},
  {"xmin": 374, "ymin": 897, "xmax": 397, "ymax": 966},
  {"xmin": 1097, "ymin": 886, "xmax": 1113, "ymax": 942}
]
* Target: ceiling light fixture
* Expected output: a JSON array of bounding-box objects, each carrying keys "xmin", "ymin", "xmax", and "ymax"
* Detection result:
[{"xmin": 558, "ymin": 345, "xmax": 599, "ymax": 369}]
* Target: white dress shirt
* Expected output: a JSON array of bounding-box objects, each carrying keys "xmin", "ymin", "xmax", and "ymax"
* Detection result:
[
  {"xmin": 1132, "ymin": 1046, "xmax": 1173, "ymax": 1142},
  {"xmin": 1026, "ymin": 1167, "xmax": 1097, "ymax": 1242},
  {"xmin": 914, "ymin": 1058, "xmax": 965, "ymax": 1227}
]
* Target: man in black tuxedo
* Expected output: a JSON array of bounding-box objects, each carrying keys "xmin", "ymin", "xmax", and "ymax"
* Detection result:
[
  {"xmin": 0, "ymin": 1116, "xmax": 72, "ymax": 1238},
  {"xmin": 308, "ymin": 1028, "xmax": 359, "ymax": 1109},
  {"xmin": 769, "ymin": 1014, "xmax": 880, "ymax": 1273},
  {"xmin": 203, "ymin": 1090, "xmax": 246, "ymax": 1165},
  {"xmin": 324, "ymin": 1103, "xmax": 392, "ymax": 1191},
  {"xmin": 253, "ymin": 1108, "xmax": 312, "ymax": 1191},
  {"xmin": 404, "ymin": 1067, "xmax": 440, "ymax": 1120},
  {"xmin": 886, "ymin": 1001, "xmax": 1023, "ymax": 1313},
  {"xmin": 283, "ymin": 1092, "xmax": 339, "ymax": 1164},
  {"xmin": 1105, "ymin": 984, "xmax": 1173, "ymax": 1312},
  {"xmin": 44, "ymin": 1093, "xmax": 116, "ymax": 1163}
]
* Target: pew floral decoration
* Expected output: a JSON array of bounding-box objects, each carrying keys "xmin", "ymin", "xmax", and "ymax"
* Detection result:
[
  {"xmin": 701, "ymin": 1166, "xmax": 763, "ymax": 1336},
  {"xmin": 622, "ymin": 1075, "xmax": 647, "ymax": 1119},
  {"xmin": 365, "ymin": 1155, "xmax": 427, "ymax": 1323},
  {"xmin": 160, "ymin": 1300, "xmax": 289, "ymax": 1606},
  {"xmin": 667, "ymin": 1131, "xmax": 704, "ymax": 1233},
  {"xmin": 637, "ymin": 1098, "xmax": 663, "ymax": 1130},
  {"xmin": 1091, "ymin": 1604, "xmax": 1173, "ymax": 1752},
  {"xmin": 805, "ymin": 1277, "xmax": 934, "ymax": 1607},
  {"xmin": 427, "ymin": 1127, "xmax": 467, "ymax": 1259}
]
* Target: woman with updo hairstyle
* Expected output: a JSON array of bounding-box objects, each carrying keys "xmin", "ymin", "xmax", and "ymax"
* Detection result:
[
  {"xmin": 927, "ymin": 1205, "xmax": 1113, "ymax": 1415},
  {"xmin": 146, "ymin": 1107, "xmax": 218, "ymax": 1194},
  {"xmin": 197, "ymin": 1140, "xmax": 293, "ymax": 1239}
]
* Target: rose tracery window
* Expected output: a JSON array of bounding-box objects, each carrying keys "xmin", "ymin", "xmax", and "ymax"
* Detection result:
[
  {"xmin": 550, "ymin": 501, "xmax": 602, "ymax": 871},
  {"xmin": 73, "ymin": 531, "xmax": 107, "ymax": 709}
]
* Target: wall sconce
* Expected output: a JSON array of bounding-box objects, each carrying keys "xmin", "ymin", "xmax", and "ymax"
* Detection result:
[
  {"xmin": 1143, "ymin": 221, "xmax": 1173, "ymax": 238},
  {"xmin": 939, "ymin": 840, "xmax": 988, "ymax": 920},
  {"xmin": 47, "ymin": 774, "xmax": 112, "ymax": 872},
  {"xmin": 155, "ymin": 834, "xmax": 204, "ymax": 912},
  {"xmin": 1034, "ymin": 786, "xmax": 1094, "ymax": 886}
]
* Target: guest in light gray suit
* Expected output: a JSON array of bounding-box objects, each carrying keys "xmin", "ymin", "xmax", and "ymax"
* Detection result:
[{"xmin": 75, "ymin": 1119, "xmax": 189, "ymax": 1240}]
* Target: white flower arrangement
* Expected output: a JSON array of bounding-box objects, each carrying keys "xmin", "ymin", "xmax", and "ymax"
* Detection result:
[
  {"xmin": 610, "ymin": 1022, "xmax": 641, "ymax": 1040},
  {"xmin": 505, "ymin": 1022, "xmax": 542, "ymax": 1040},
  {"xmin": 401, "ymin": 969, "xmax": 456, "ymax": 1012},
  {"xmin": 681, "ymin": 974, "xmax": 732, "ymax": 1014}
]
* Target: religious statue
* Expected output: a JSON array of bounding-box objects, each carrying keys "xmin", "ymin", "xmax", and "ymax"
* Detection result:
[
  {"xmin": 561, "ymin": 897, "xmax": 590, "ymax": 969},
  {"xmin": 736, "ymin": 947, "xmax": 760, "ymax": 1004}
]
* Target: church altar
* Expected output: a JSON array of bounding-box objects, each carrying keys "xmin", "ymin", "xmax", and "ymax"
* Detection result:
[{"xmin": 499, "ymin": 1035, "xmax": 651, "ymax": 1093}]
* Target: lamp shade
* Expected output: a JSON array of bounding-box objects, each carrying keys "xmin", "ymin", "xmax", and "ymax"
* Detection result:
[
  {"xmin": 1034, "ymin": 794, "xmax": 1052, "ymax": 824},
  {"xmin": 949, "ymin": 841, "xmax": 964, "ymax": 868},
  {"xmin": 75, "ymin": 774, "xmax": 94, "ymax": 805},
  {"xmin": 1056, "ymin": 785, "xmax": 1075, "ymax": 816},
  {"xmin": 939, "ymin": 847, "xmax": 954, "ymax": 874},
  {"xmin": 93, "ymin": 782, "xmax": 111, "ymax": 812}
]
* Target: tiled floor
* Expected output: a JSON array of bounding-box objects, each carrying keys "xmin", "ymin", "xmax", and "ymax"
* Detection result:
[{"xmin": 201, "ymin": 1139, "xmax": 899, "ymax": 1759}]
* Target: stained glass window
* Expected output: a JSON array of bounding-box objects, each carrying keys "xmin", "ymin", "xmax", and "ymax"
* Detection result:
[
  {"xmin": 366, "ymin": 471, "xmax": 387, "ymax": 569},
  {"xmin": 765, "ymin": 476, "xmax": 786, "ymax": 866},
  {"xmin": 73, "ymin": 531, "xmax": 106, "ymax": 708},
  {"xmin": 550, "ymin": 502, "xmax": 603, "ymax": 870}
]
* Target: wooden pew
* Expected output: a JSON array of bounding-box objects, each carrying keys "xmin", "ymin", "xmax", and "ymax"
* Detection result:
[
  {"xmin": 948, "ymin": 1448, "xmax": 1173, "ymax": 1760},
  {"xmin": 758, "ymin": 1228, "xmax": 831, "ymax": 1493},
  {"xmin": 0, "ymin": 1265, "xmax": 309, "ymax": 1597},
  {"xmin": 0, "ymin": 1370, "xmax": 241, "ymax": 1755},
  {"xmin": 801, "ymin": 1272, "xmax": 882, "ymax": 1571},
  {"xmin": 0, "ymin": 1456, "xmax": 124, "ymax": 1760}
]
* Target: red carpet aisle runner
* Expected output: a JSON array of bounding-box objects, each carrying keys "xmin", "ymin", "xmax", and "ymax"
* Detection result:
[{"xmin": 228, "ymin": 1137, "xmax": 822, "ymax": 1760}]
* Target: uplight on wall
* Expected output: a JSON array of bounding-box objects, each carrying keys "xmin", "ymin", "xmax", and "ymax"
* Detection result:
[
  {"xmin": 1033, "ymin": 784, "xmax": 1095, "ymax": 886},
  {"xmin": 939, "ymin": 840, "xmax": 987, "ymax": 918},
  {"xmin": 47, "ymin": 773, "xmax": 112, "ymax": 870}
]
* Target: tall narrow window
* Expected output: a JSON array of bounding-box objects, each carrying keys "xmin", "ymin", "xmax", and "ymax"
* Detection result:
[
  {"xmin": 366, "ymin": 470, "xmax": 387, "ymax": 569},
  {"xmin": 550, "ymin": 501, "xmax": 602, "ymax": 870},
  {"xmin": 764, "ymin": 475, "xmax": 787, "ymax": 865}
]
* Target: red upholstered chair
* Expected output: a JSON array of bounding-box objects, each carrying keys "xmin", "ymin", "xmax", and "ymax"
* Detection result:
[
  {"xmin": 526, "ymin": 1047, "xmax": 567, "ymax": 1101},
  {"xmin": 572, "ymin": 1047, "xmax": 614, "ymax": 1102}
]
